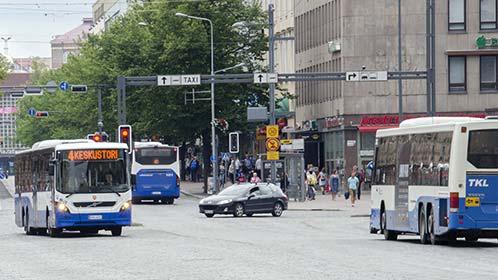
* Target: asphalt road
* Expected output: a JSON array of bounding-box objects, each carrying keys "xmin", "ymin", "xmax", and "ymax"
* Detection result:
[{"xmin": 2, "ymin": 194, "xmax": 498, "ymax": 280}]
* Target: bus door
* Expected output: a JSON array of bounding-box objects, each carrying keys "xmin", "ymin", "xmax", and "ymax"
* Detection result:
[{"xmin": 394, "ymin": 135, "xmax": 410, "ymax": 230}]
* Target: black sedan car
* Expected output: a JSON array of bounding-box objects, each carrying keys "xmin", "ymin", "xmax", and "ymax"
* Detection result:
[{"xmin": 199, "ymin": 183, "xmax": 288, "ymax": 218}]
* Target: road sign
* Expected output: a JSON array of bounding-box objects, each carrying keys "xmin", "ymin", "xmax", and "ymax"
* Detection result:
[
  {"xmin": 157, "ymin": 75, "xmax": 201, "ymax": 86},
  {"xmin": 346, "ymin": 72, "xmax": 360, "ymax": 82},
  {"xmin": 59, "ymin": 81, "xmax": 70, "ymax": 91},
  {"xmin": 27, "ymin": 108, "xmax": 36, "ymax": 117},
  {"xmin": 267, "ymin": 151, "xmax": 279, "ymax": 161},
  {"xmin": 265, "ymin": 138, "xmax": 280, "ymax": 152},
  {"xmin": 346, "ymin": 71, "xmax": 388, "ymax": 82},
  {"xmin": 254, "ymin": 73, "xmax": 278, "ymax": 84},
  {"xmin": 46, "ymin": 81, "xmax": 57, "ymax": 93},
  {"xmin": 266, "ymin": 125, "xmax": 279, "ymax": 138},
  {"xmin": 157, "ymin": 75, "xmax": 171, "ymax": 86},
  {"xmin": 210, "ymin": 155, "xmax": 216, "ymax": 163},
  {"xmin": 280, "ymin": 139, "xmax": 305, "ymax": 151}
]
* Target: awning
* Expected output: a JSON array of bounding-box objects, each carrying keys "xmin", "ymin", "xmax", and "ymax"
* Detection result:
[{"xmin": 359, "ymin": 126, "xmax": 398, "ymax": 133}]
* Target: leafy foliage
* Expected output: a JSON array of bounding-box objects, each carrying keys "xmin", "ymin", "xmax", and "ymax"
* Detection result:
[
  {"xmin": 17, "ymin": 0, "xmax": 268, "ymax": 147},
  {"xmin": 0, "ymin": 54, "xmax": 9, "ymax": 82}
]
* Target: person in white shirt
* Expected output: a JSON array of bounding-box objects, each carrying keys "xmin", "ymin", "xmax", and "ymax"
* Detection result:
[{"xmin": 255, "ymin": 156, "xmax": 262, "ymax": 177}]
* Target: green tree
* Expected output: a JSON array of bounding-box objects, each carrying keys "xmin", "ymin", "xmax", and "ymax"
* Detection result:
[{"xmin": 0, "ymin": 54, "xmax": 9, "ymax": 82}]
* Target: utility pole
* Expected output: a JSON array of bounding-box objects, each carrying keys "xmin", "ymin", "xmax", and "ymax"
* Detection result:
[
  {"xmin": 97, "ymin": 86, "xmax": 104, "ymax": 134},
  {"xmin": 268, "ymin": 3, "xmax": 277, "ymax": 184},
  {"xmin": 426, "ymin": 0, "xmax": 436, "ymax": 116},
  {"xmin": 398, "ymin": 0, "xmax": 403, "ymax": 121}
]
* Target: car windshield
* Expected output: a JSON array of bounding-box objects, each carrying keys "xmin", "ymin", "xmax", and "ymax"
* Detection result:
[
  {"xmin": 218, "ymin": 185, "xmax": 249, "ymax": 196},
  {"xmin": 58, "ymin": 149, "xmax": 129, "ymax": 194}
]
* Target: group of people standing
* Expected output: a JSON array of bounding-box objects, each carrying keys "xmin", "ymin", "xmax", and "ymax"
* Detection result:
[{"xmin": 305, "ymin": 165, "xmax": 365, "ymax": 206}]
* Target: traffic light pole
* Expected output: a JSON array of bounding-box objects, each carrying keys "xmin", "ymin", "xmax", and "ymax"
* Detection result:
[
  {"xmin": 97, "ymin": 87, "xmax": 104, "ymax": 134},
  {"xmin": 268, "ymin": 4, "xmax": 277, "ymax": 184}
]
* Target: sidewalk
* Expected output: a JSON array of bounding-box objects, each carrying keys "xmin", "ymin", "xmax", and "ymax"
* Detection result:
[{"xmin": 180, "ymin": 181, "xmax": 371, "ymax": 215}]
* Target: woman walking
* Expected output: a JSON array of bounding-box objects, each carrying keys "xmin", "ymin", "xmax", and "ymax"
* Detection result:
[{"xmin": 330, "ymin": 170, "xmax": 340, "ymax": 200}]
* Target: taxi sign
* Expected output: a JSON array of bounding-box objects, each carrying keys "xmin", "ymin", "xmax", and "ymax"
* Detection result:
[
  {"xmin": 266, "ymin": 125, "xmax": 279, "ymax": 138},
  {"xmin": 465, "ymin": 197, "xmax": 480, "ymax": 207},
  {"xmin": 267, "ymin": 151, "xmax": 279, "ymax": 161},
  {"xmin": 266, "ymin": 138, "xmax": 280, "ymax": 152}
]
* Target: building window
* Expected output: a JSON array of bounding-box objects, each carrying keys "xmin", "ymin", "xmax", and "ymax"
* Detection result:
[
  {"xmin": 449, "ymin": 56, "xmax": 466, "ymax": 92},
  {"xmin": 360, "ymin": 133, "xmax": 376, "ymax": 151},
  {"xmin": 449, "ymin": 0, "xmax": 466, "ymax": 31},
  {"xmin": 481, "ymin": 56, "xmax": 497, "ymax": 90},
  {"xmin": 481, "ymin": 0, "xmax": 497, "ymax": 30}
]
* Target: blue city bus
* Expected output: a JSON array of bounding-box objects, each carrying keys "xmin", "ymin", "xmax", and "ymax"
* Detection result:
[
  {"xmin": 370, "ymin": 117, "xmax": 498, "ymax": 244},
  {"xmin": 15, "ymin": 140, "xmax": 132, "ymax": 237},
  {"xmin": 131, "ymin": 142, "xmax": 180, "ymax": 204}
]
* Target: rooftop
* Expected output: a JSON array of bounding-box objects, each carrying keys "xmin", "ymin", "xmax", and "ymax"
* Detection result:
[{"xmin": 50, "ymin": 18, "xmax": 94, "ymax": 45}]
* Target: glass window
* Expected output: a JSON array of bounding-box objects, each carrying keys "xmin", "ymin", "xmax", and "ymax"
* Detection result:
[
  {"xmin": 449, "ymin": 0, "xmax": 466, "ymax": 30},
  {"xmin": 481, "ymin": 56, "xmax": 497, "ymax": 90},
  {"xmin": 468, "ymin": 129, "xmax": 498, "ymax": 168},
  {"xmin": 481, "ymin": 0, "xmax": 497, "ymax": 29},
  {"xmin": 135, "ymin": 147, "xmax": 177, "ymax": 165},
  {"xmin": 361, "ymin": 133, "xmax": 376, "ymax": 150},
  {"xmin": 449, "ymin": 56, "xmax": 466, "ymax": 92}
]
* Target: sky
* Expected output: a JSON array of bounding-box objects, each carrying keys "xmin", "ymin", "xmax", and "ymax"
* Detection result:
[{"xmin": 0, "ymin": 0, "xmax": 93, "ymax": 58}]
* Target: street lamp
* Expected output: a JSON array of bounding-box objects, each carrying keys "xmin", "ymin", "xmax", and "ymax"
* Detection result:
[
  {"xmin": 214, "ymin": 63, "xmax": 245, "ymax": 74},
  {"xmin": 176, "ymin": 12, "xmax": 218, "ymax": 193}
]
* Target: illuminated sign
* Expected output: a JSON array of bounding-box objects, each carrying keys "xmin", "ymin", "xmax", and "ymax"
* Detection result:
[{"xmin": 67, "ymin": 149, "xmax": 120, "ymax": 161}]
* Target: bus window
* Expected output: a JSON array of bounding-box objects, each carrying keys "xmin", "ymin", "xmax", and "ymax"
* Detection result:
[
  {"xmin": 135, "ymin": 147, "xmax": 176, "ymax": 165},
  {"xmin": 468, "ymin": 129, "xmax": 498, "ymax": 168}
]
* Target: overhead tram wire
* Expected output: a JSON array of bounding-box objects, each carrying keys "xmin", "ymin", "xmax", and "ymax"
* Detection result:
[{"xmin": 0, "ymin": 0, "xmax": 210, "ymax": 6}]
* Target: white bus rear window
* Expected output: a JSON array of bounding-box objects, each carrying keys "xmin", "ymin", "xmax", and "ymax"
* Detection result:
[{"xmin": 468, "ymin": 130, "xmax": 498, "ymax": 168}]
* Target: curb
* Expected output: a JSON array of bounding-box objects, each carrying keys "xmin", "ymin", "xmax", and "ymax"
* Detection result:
[
  {"xmin": 180, "ymin": 190, "xmax": 205, "ymax": 200},
  {"xmin": 287, "ymin": 208, "xmax": 341, "ymax": 212}
]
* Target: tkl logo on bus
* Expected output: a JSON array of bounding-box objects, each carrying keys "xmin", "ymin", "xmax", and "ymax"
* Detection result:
[{"xmin": 468, "ymin": 179, "xmax": 489, "ymax": 188}]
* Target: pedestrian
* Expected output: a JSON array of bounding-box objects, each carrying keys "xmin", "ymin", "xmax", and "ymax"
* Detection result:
[
  {"xmin": 347, "ymin": 171, "xmax": 359, "ymax": 207},
  {"xmin": 255, "ymin": 155, "xmax": 262, "ymax": 178},
  {"xmin": 185, "ymin": 157, "xmax": 191, "ymax": 181},
  {"xmin": 219, "ymin": 161, "xmax": 226, "ymax": 189},
  {"xmin": 318, "ymin": 167, "xmax": 327, "ymax": 195},
  {"xmin": 190, "ymin": 156, "xmax": 199, "ymax": 182},
  {"xmin": 280, "ymin": 171, "xmax": 289, "ymax": 193},
  {"xmin": 330, "ymin": 169, "xmax": 339, "ymax": 200},
  {"xmin": 228, "ymin": 158, "xmax": 236, "ymax": 184},
  {"xmin": 357, "ymin": 168, "xmax": 365, "ymax": 200},
  {"xmin": 250, "ymin": 172, "xmax": 261, "ymax": 183},
  {"xmin": 306, "ymin": 169, "xmax": 317, "ymax": 200}
]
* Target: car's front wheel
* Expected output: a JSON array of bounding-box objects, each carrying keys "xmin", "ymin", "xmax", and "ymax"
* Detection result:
[
  {"xmin": 272, "ymin": 202, "xmax": 284, "ymax": 217},
  {"xmin": 233, "ymin": 203, "xmax": 244, "ymax": 217},
  {"xmin": 205, "ymin": 213, "xmax": 215, "ymax": 218}
]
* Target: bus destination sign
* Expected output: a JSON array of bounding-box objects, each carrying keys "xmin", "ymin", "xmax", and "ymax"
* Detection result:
[{"xmin": 67, "ymin": 149, "xmax": 120, "ymax": 161}]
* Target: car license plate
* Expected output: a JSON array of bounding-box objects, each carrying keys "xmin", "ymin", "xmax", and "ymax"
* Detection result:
[
  {"xmin": 204, "ymin": 210, "xmax": 214, "ymax": 214},
  {"xmin": 152, "ymin": 191, "xmax": 161, "ymax": 195},
  {"xmin": 465, "ymin": 197, "xmax": 480, "ymax": 207},
  {"xmin": 88, "ymin": 215, "xmax": 102, "ymax": 220}
]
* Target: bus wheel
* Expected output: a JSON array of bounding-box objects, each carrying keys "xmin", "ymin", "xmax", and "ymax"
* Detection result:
[
  {"xmin": 111, "ymin": 227, "xmax": 122, "ymax": 237},
  {"xmin": 24, "ymin": 210, "xmax": 35, "ymax": 236},
  {"xmin": 419, "ymin": 208, "xmax": 429, "ymax": 244},
  {"xmin": 428, "ymin": 207, "xmax": 439, "ymax": 245},
  {"xmin": 381, "ymin": 209, "xmax": 397, "ymax": 241},
  {"xmin": 48, "ymin": 227, "xmax": 61, "ymax": 238}
]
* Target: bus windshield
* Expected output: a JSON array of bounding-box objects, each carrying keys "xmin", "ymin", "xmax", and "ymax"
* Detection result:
[
  {"xmin": 58, "ymin": 150, "xmax": 129, "ymax": 194},
  {"xmin": 135, "ymin": 147, "xmax": 176, "ymax": 165},
  {"xmin": 468, "ymin": 129, "xmax": 498, "ymax": 168}
]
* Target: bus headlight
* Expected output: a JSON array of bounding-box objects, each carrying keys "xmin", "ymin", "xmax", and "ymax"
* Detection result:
[
  {"xmin": 56, "ymin": 202, "xmax": 69, "ymax": 213},
  {"xmin": 120, "ymin": 200, "xmax": 132, "ymax": 212}
]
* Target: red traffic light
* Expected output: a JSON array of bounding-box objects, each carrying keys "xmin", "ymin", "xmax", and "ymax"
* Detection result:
[
  {"xmin": 93, "ymin": 134, "xmax": 102, "ymax": 142},
  {"xmin": 118, "ymin": 125, "xmax": 133, "ymax": 153}
]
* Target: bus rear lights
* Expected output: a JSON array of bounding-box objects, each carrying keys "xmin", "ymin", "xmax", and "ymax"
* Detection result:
[
  {"xmin": 458, "ymin": 215, "xmax": 464, "ymax": 225},
  {"xmin": 450, "ymin": 192, "xmax": 459, "ymax": 213},
  {"xmin": 120, "ymin": 201, "xmax": 132, "ymax": 212}
]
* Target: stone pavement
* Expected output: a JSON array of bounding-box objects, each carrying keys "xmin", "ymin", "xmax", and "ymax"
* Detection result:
[{"xmin": 180, "ymin": 180, "xmax": 371, "ymax": 215}]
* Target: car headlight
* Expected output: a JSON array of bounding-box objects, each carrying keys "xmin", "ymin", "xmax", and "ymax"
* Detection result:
[
  {"xmin": 120, "ymin": 200, "xmax": 132, "ymax": 212},
  {"xmin": 199, "ymin": 198, "xmax": 206, "ymax": 204},
  {"xmin": 217, "ymin": 199, "xmax": 232, "ymax": 205},
  {"xmin": 56, "ymin": 202, "xmax": 69, "ymax": 213}
]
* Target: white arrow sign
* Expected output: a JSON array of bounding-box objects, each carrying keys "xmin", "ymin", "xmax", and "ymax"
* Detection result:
[
  {"xmin": 254, "ymin": 73, "xmax": 278, "ymax": 84},
  {"xmin": 157, "ymin": 75, "xmax": 201, "ymax": 86},
  {"xmin": 346, "ymin": 71, "xmax": 388, "ymax": 82}
]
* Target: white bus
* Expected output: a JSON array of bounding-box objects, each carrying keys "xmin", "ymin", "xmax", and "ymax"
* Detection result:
[
  {"xmin": 370, "ymin": 117, "xmax": 498, "ymax": 244},
  {"xmin": 131, "ymin": 142, "xmax": 180, "ymax": 204},
  {"xmin": 15, "ymin": 139, "xmax": 132, "ymax": 237}
]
